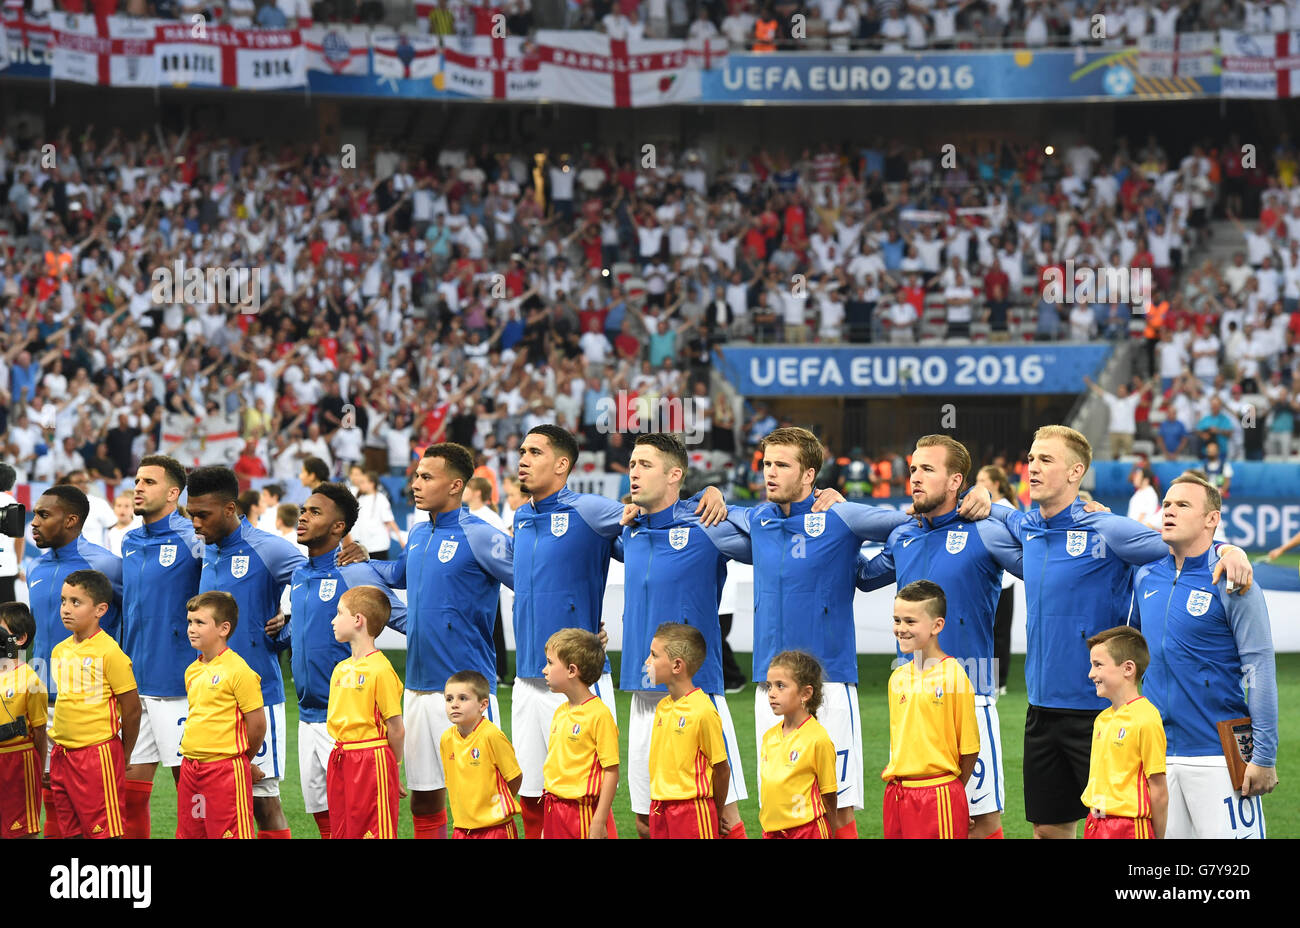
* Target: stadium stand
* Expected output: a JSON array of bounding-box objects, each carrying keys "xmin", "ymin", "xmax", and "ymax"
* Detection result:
[{"xmin": 1, "ymin": 122, "xmax": 1296, "ymax": 515}]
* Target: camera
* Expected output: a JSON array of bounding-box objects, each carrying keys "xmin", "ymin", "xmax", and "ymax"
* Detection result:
[
  {"xmin": 0, "ymin": 503, "xmax": 25, "ymax": 539},
  {"xmin": 0, "ymin": 626, "xmax": 26, "ymax": 742},
  {"xmin": 0, "ymin": 717, "xmax": 26, "ymax": 742}
]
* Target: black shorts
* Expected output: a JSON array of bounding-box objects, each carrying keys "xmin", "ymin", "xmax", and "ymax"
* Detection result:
[{"xmin": 1023, "ymin": 704, "xmax": 1100, "ymax": 826}]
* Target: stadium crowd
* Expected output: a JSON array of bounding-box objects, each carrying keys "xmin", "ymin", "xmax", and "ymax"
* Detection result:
[
  {"xmin": 19, "ymin": 0, "xmax": 1300, "ymax": 47},
  {"xmin": 1, "ymin": 123, "xmax": 1298, "ymax": 510}
]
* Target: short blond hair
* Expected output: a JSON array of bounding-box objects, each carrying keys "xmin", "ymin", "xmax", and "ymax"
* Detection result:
[
  {"xmin": 1170, "ymin": 472, "xmax": 1222, "ymax": 512},
  {"xmin": 759, "ymin": 426, "xmax": 823, "ymax": 475},
  {"xmin": 653, "ymin": 622, "xmax": 707, "ymax": 676},
  {"xmin": 546, "ymin": 628, "xmax": 605, "ymax": 685},
  {"xmin": 340, "ymin": 585, "xmax": 391, "ymax": 638},
  {"xmin": 914, "ymin": 434, "xmax": 972, "ymax": 489},
  {"xmin": 1033, "ymin": 424, "xmax": 1093, "ymax": 471}
]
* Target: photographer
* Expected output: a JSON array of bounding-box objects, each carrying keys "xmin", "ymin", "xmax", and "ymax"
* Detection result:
[{"xmin": 0, "ymin": 464, "xmax": 22, "ymax": 601}]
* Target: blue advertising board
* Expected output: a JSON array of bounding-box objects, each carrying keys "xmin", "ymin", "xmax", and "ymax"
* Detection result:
[
  {"xmin": 701, "ymin": 47, "xmax": 1216, "ymax": 104},
  {"xmin": 714, "ymin": 344, "xmax": 1113, "ymax": 397}
]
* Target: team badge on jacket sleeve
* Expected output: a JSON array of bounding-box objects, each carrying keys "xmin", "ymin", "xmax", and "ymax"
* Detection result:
[
  {"xmin": 1186, "ymin": 590, "xmax": 1213, "ymax": 616},
  {"xmin": 1066, "ymin": 531, "xmax": 1088, "ymax": 557},
  {"xmin": 319, "ymin": 579, "xmax": 338, "ymax": 601},
  {"xmin": 804, "ymin": 513, "xmax": 825, "ymax": 537},
  {"xmin": 159, "ymin": 544, "xmax": 177, "ymax": 567},
  {"xmin": 231, "ymin": 555, "xmax": 250, "ymax": 578},
  {"xmin": 438, "ymin": 539, "xmax": 459, "ymax": 563},
  {"xmin": 945, "ymin": 530, "xmax": 968, "ymax": 554},
  {"xmin": 551, "ymin": 513, "xmax": 569, "ymax": 537},
  {"xmin": 668, "ymin": 527, "xmax": 690, "ymax": 550}
]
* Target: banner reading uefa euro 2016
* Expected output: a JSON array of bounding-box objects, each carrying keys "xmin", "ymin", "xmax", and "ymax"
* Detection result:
[
  {"xmin": 714, "ymin": 344, "xmax": 1114, "ymax": 397},
  {"xmin": 701, "ymin": 43, "xmax": 1219, "ymax": 103}
]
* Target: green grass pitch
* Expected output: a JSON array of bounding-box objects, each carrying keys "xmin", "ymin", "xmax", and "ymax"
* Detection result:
[{"xmin": 141, "ymin": 649, "xmax": 1300, "ymax": 838}]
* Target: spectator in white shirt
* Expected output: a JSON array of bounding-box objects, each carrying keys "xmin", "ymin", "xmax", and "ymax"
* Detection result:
[
  {"xmin": 1150, "ymin": 0, "xmax": 1184, "ymax": 37},
  {"xmin": 888, "ymin": 294, "xmax": 918, "ymax": 343},
  {"xmin": 348, "ymin": 466, "xmax": 401, "ymax": 558},
  {"xmin": 106, "ymin": 492, "xmax": 144, "ymax": 558},
  {"xmin": 1085, "ymin": 375, "xmax": 1144, "ymax": 459},
  {"xmin": 276, "ymin": 0, "xmax": 312, "ymax": 27},
  {"xmin": 1069, "ymin": 303, "xmax": 1096, "ymax": 341},
  {"xmin": 1126, "ymin": 467, "xmax": 1163, "ymax": 530},
  {"xmin": 258, "ymin": 484, "xmax": 286, "ymax": 534},
  {"xmin": 465, "ymin": 476, "xmax": 509, "ymax": 532},
  {"xmin": 64, "ymin": 471, "xmax": 118, "ymax": 548},
  {"xmin": 1190, "ymin": 327, "xmax": 1221, "ymax": 386}
]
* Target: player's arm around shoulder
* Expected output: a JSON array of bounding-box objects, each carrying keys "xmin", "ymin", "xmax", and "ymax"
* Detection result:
[
  {"xmin": 462, "ymin": 517, "xmax": 515, "ymax": 588},
  {"xmin": 829, "ymin": 499, "xmax": 911, "ymax": 542},
  {"xmin": 1079, "ymin": 508, "xmax": 1167, "ymax": 565},
  {"xmin": 974, "ymin": 518, "xmax": 1024, "ymax": 578}
]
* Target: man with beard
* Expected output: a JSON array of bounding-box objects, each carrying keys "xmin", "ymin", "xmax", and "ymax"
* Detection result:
[
  {"xmin": 855, "ymin": 435, "xmax": 1024, "ymax": 839},
  {"xmin": 727, "ymin": 426, "xmax": 993, "ymax": 838},
  {"xmin": 120, "ymin": 455, "xmax": 204, "ymax": 838}
]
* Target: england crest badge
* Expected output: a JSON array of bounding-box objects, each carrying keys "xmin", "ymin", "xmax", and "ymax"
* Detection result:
[
  {"xmin": 159, "ymin": 544, "xmax": 177, "ymax": 567},
  {"xmin": 438, "ymin": 539, "xmax": 459, "ymax": 563},
  {"xmin": 231, "ymin": 555, "xmax": 250, "ymax": 578},
  {"xmin": 945, "ymin": 530, "xmax": 968, "ymax": 554},
  {"xmin": 551, "ymin": 513, "xmax": 569, "ymax": 537},
  {"xmin": 1066, "ymin": 531, "xmax": 1088, "ymax": 557},
  {"xmin": 1186, "ymin": 590, "xmax": 1213, "ymax": 616},
  {"xmin": 319, "ymin": 579, "xmax": 338, "ymax": 601},
  {"xmin": 804, "ymin": 512, "xmax": 826, "ymax": 538},
  {"xmin": 668, "ymin": 527, "xmax": 690, "ymax": 550}
]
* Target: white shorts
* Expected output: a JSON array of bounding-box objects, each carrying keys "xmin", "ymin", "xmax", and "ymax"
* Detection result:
[
  {"xmin": 129, "ymin": 696, "xmax": 188, "ymax": 768},
  {"xmin": 756, "ymin": 682, "xmax": 863, "ymax": 811},
  {"xmin": 1166, "ymin": 756, "xmax": 1267, "ymax": 839},
  {"xmin": 627, "ymin": 690, "xmax": 748, "ymax": 816},
  {"xmin": 403, "ymin": 689, "xmax": 502, "ymax": 792},
  {"xmin": 967, "ymin": 696, "xmax": 1005, "ymax": 817},
  {"xmin": 513, "ymin": 674, "xmax": 616, "ymax": 798},
  {"xmin": 249, "ymin": 702, "xmax": 287, "ymax": 799},
  {"xmin": 298, "ymin": 720, "xmax": 333, "ymax": 813}
]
